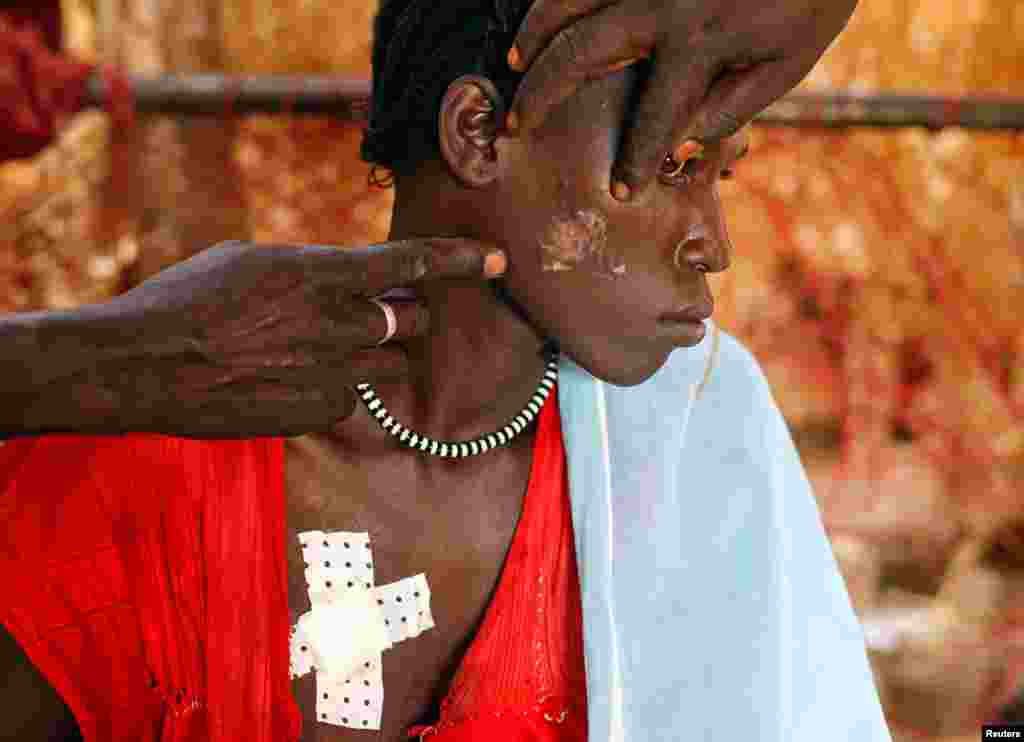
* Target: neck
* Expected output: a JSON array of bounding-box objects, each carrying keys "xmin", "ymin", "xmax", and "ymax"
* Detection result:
[{"xmin": 332, "ymin": 195, "xmax": 551, "ymax": 460}]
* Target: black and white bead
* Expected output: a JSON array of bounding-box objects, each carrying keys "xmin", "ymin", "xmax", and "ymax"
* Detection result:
[{"xmin": 355, "ymin": 350, "xmax": 559, "ymax": 458}]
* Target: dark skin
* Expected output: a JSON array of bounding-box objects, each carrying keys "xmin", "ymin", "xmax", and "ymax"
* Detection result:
[
  {"xmin": 329, "ymin": 60, "xmax": 747, "ymax": 458},
  {"xmin": 280, "ymin": 62, "xmax": 749, "ymax": 741},
  {"xmin": 1, "ymin": 62, "xmax": 750, "ymax": 741},
  {"xmin": 3, "ymin": 3, "xmax": 852, "ymax": 737},
  {"xmin": 505, "ymin": 0, "xmax": 857, "ymax": 200},
  {"xmin": 2, "ymin": 0, "xmax": 851, "ymax": 441}
]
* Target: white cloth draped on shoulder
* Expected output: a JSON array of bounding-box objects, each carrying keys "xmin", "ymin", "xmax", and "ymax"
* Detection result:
[{"xmin": 556, "ymin": 318, "xmax": 893, "ymax": 741}]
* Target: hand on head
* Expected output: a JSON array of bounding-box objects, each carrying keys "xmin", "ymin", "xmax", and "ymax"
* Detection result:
[{"xmin": 503, "ymin": 0, "xmax": 859, "ymax": 200}]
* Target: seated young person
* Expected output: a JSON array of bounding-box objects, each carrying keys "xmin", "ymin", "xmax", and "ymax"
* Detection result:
[{"xmin": 0, "ymin": 0, "xmax": 892, "ymax": 741}]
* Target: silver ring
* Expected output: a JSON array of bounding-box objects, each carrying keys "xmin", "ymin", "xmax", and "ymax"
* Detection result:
[{"xmin": 369, "ymin": 298, "xmax": 397, "ymax": 345}]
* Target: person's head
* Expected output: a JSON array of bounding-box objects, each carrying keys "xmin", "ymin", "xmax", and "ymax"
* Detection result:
[{"xmin": 362, "ymin": 0, "xmax": 748, "ymax": 386}]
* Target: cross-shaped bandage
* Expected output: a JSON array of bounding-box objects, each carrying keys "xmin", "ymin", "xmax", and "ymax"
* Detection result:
[{"xmin": 290, "ymin": 530, "xmax": 435, "ymax": 731}]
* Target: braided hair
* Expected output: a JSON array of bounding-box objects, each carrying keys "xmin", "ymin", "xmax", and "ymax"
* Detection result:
[{"xmin": 361, "ymin": 0, "xmax": 531, "ymax": 188}]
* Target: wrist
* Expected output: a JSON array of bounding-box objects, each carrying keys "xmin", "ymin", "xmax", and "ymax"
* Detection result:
[{"xmin": 0, "ymin": 302, "xmax": 144, "ymax": 436}]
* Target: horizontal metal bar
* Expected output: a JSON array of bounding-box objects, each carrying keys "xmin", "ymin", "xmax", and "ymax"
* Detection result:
[
  {"xmin": 84, "ymin": 74, "xmax": 1024, "ymax": 131},
  {"xmin": 754, "ymin": 91, "xmax": 1024, "ymax": 131},
  {"xmin": 85, "ymin": 74, "xmax": 373, "ymax": 119}
]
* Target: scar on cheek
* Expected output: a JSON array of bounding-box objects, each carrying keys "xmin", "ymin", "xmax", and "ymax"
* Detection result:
[{"xmin": 539, "ymin": 209, "xmax": 626, "ymax": 276}]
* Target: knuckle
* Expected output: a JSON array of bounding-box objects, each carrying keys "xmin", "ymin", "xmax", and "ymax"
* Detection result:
[
  {"xmin": 517, "ymin": 2, "xmax": 555, "ymax": 51},
  {"xmin": 704, "ymin": 109, "xmax": 742, "ymax": 139},
  {"xmin": 615, "ymin": 149, "xmax": 658, "ymax": 186},
  {"xmin": 335, "ymin": 251, "xmax": 369, "ymax": 290},
  {"xmin": 397, "ymin": 245, "xmax": 430, "ymax": 283},
  {"xmin": 553, "ymin": 25, "xmax": 584, "ymax": 66},
  {"xmin": 615, "ymin": 163, "xmax": 646, "ymax": 186}
]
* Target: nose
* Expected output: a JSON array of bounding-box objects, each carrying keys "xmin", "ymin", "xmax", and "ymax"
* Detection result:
[{"xmin": 672, "ymin": 194, "xmax": 733, "ymax": 274}]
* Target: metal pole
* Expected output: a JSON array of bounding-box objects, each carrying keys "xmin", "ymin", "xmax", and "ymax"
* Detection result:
[{"xmin": 84, "ymin": 74, "xmax": 1024, "ymax": 131}]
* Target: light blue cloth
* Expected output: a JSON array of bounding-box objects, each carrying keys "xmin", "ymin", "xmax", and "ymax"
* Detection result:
[{"xmin": 556, "ymin": 318, "xmax": 892, "ymax": 741}]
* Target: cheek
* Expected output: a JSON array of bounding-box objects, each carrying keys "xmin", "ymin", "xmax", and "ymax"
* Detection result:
[{"xmin": 539, "ymin": 208, "xmax": 627, "ymax": 278}]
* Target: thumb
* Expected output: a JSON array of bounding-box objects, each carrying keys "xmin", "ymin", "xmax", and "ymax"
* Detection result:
[{"xmin": 679, "ymin": 55, "xmax": 815, "ymax": 143}]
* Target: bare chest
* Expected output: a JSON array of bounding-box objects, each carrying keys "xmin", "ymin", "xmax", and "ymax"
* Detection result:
[{"xmin": 282, "ymin": 434, "xmax": 534, "ymax": 742}]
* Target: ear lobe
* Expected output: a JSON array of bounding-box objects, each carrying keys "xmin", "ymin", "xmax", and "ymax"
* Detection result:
[{"xmin": 437, "ymin": 74, "xmax": 506, "ymax": 188}]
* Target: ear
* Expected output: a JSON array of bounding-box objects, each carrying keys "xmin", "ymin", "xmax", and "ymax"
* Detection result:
[{"xmin": 437, "ymin": 74, "xmax": 506, "ymax": 188}]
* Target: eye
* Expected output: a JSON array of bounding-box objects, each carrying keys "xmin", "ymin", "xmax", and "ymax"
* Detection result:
[
  {"xmin": 659, "ymin": 155, "xmax": 699, "ymax": 184},
  {"xmin": 720, "ymin": 168, "xmax": 734, "ymax": 180}
]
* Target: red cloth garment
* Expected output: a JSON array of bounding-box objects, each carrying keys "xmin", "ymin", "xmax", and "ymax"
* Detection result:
[
  {"xmin": 0, "ymin": 434, "xmax": 301, "ymax": 742},
  {"xmin": 0, "ymin": 382, "xmax": 584, "ymax": 742},
  {"xmin": 406, "ymin": 385, "xmax": 589, "ymax": 742}
]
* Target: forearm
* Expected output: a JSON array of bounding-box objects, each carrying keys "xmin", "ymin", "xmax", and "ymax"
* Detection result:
[{"xmin": 0, "ymin": 302, "xmax": 143, "ymax": 438}]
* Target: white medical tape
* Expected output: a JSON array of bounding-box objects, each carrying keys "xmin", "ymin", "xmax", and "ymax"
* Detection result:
[{"xmin": 290, "ymin": 530, "xmax": 435, "ymax": 731}]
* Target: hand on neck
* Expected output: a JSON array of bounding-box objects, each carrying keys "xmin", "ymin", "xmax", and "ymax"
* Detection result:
[{"xmin": 332, "ymin": 209, "xmax": 551, "ymax": 458}]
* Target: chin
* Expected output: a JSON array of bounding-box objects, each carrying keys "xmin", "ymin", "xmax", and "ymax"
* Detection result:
[{"xmin": 564, "ymin": 344, "xmax": 670, "ymax": 387}]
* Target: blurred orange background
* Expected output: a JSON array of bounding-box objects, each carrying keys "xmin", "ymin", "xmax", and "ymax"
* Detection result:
[{"xmin": 1, "ymin": 1, "xmax": 1022, "ymax": 738}]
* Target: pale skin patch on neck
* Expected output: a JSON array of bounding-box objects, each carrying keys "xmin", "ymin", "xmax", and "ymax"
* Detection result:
[{"xmin": 539, "ymin": 209, "xmax": 627, "ymax": 277}]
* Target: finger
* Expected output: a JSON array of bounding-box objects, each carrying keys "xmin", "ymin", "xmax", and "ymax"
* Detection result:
[
  {"xmin": 507, "ymin": 0, "xmax": 615, "ymax": 73},
  {"xmin": 611, "ymin": 45, "xmax": 716, "ymax": 200},
  {"xmin": 508, "ymin": 2, "xmax": 654, "ymax": 134},
  {"xmin": 225, "ymin": 342, "xmax": 413, "ymax": 386},
  {"xmin": 352, "ymin": 297, "xmax": 431, "ymax": 347},
  {"xmin": 677, "ymin": 55, "xmax": 816, "ymax": 145},
  {"xmin": 306, "ymin": 238, "xmax": 505, "ymax": 297}
]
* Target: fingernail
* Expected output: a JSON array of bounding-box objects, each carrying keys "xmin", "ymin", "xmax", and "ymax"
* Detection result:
[
  {"xmin": 611, "ymin": 181, "xmax": 631, "ymax": 202},
  {"xmin": 484, "ymin": 250, "xmax": 507, "ymax": 278},
  {"xmin": 507, "ymin": 45, "xmax": 522, "ymax": 71},
  {"xmin": 673, "ymin": 139, "xmax": 705, "ymax": 163},
  {"xmin": 602, "ymin": 57, "xmax": 641, "ymax": 75},
  {"xmin": 506, "ymin": 110, "xmax": 518, "ymax": 133}
]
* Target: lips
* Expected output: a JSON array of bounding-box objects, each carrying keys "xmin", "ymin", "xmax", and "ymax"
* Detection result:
[
  {"xmin": 658, "ymin": 301, "xmax": 714, "ymax": 324},
  {"xmin": 655, "ymin": 316, "xmax": 707, "ymax": 345}
]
